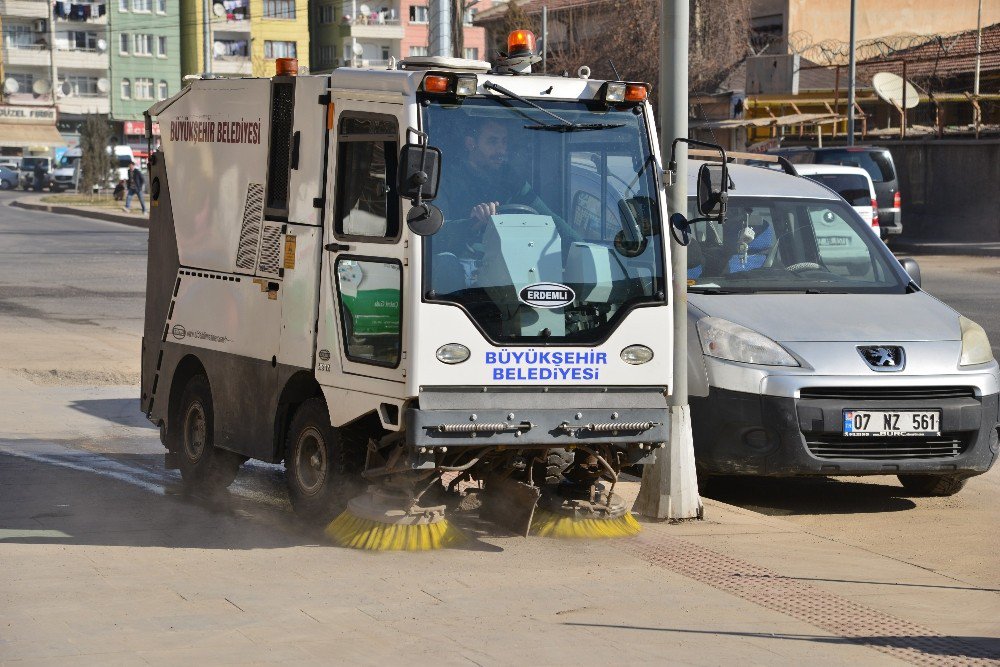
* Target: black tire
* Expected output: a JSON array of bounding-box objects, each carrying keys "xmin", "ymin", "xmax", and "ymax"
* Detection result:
[
  {"xmin": 171, "ymin": 374, "xmax": 242, "ymax": 492},
  {"xmin": 284, "ymin": 398, "xmax": 359, "ymax": 522},
  {"xmin": 0, "ymin": 179, "xmax": 12, "ymax": 190},
  {"xmin": 897, "ymin": 473, "xmax": 968, "ymax": 497}
]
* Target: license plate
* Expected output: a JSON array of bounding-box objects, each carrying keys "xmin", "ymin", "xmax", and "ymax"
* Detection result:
[
  {"xmin": 843, "ymin": 410, "xmax": 941, "ymax": 437},
  {"xmin": 819, "ymin": 236, "xmax": 851, "ymax": 246}
]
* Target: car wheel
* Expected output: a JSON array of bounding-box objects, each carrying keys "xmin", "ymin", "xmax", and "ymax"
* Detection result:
[
  {"xmin": 897, "ymin": 473, "xmax": 968, "ymax": 497},
  {"xmin": 171, "ymin": 374, "xmax": 243, "ymax": 492},
  {"xmin": 284, "ymin": 398, "xmax": 359, "ymax": 522}
]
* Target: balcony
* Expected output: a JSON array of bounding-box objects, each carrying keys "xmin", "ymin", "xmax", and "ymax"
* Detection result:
[
  {"xmin": 0, "ymin": 0, "xmax": 49, "ymax": 18},
  {"xmin": 1, "ymin": 45, "xmax": 51, "ymax": 67},
  {"xmin": 212, "ymin": 55, "xmax": 252, "ymax": 75},
  {"xmin": 52, "ymin": 3, "xmax": 108, "ymax": 25},
  {"xmin": 334, "ymin": 57, "xmax": 391, "ymax": 69},
  {"xmin": 339, "ymin": 15, "xmax": 404, "ymax": 40},
  {"xmin": 54, "ymin": 47, "xmax": 108, "ymax": 70},
  {"xmin": 57, "ymin": 94, "xmax": 109, "ymax": 115},
  {"xmin": 212, "ymin": 16, "xmax": 251, "ymax": 34}
]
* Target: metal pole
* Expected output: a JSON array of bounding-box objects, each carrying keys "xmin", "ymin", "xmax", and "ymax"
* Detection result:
[
  {"xmin": 202, "ymin": 0, "xmax": 212, "ymax": 75},
  {"xmin": 635, "ymin": 0, "xmax": 701, "ymax": 522},
  {"xmin": 847, "ymin": 0, "xmax": 856, "ymax": 146},
  {"xmin": 974, "ymin": 0, "xmax": 983, "ymax": 97},
  {"xmin": 542, "ymin": 6, "xmax": 547, "ymax": 74}
]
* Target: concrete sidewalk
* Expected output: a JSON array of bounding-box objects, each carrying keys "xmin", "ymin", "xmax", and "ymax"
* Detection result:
[
  {"xmin": 1, "ymin": 383, "xmax": 997, "ymax": 665},
  {"xmin": 10, "ymin": 194, "xmax": 148, "ymax": 229}
]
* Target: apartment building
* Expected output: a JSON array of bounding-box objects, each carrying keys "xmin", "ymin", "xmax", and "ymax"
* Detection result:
[
  {"xmin": 309, "ymin": 0, "xmax": 490, "ymax": 73},
  {"xmin": 180, "ymin": 0, "xmax": 310, "ymax": 78}
]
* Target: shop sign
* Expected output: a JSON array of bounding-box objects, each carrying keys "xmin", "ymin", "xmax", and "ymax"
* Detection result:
[{"xmin": 0, "ymin": 105, "xmax": 57, "ymax": 124}]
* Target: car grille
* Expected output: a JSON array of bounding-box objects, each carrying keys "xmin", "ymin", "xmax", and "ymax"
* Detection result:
[
  {"xmin": 805, "ymin": 434, "xmax": 969, "ymax": 460},
  {"xmin": 800, "ymin": 386, "xmax": 976, "ymax": 401}
]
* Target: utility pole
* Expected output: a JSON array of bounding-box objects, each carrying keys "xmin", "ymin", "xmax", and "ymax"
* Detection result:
[
  {"xmin": 541, "ymin": 6, "xmax": 547, "ymax": 73},
  {"xmin": 974, "ymin": 0, "xmax": 983, "ymax": 96},
  {"xmin": 202, "ymin": 0, "xmax": 212, "ymax": 75},
  {"xmin": 635, "ymin": 0, "xmax": 702, "ymax": 522},
  {"xmin": 846, "ymin": 0, "xmax": 856, "ymax": 146}
]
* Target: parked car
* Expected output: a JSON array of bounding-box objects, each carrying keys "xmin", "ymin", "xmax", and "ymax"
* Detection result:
[
  {"xmin": 0, "ymin": 157, "xmax": 20, "ymax": 172},
  {"xmin": 793, "ymin": 164, "xmax": 879, "ymax": 232},
  {"xmin": 685, "ymin": 160, "xmax": 997, "ymax": 496},
  {"xmin": 768, "ymin": 146, "xmax": 902, "ymax": 241},
  {"xmin": 0, "ymin": 166, "xmax": 17, "ymax": 190},
  {"xmin": 50, "ymin": 148, "xmax": 81, "ymax": 192},
  {"xmin": 18, "ymin": 156, "xmax": 53, "ymax": 191}
]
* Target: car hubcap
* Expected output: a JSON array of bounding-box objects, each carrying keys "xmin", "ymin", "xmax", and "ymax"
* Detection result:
[
  {"xmin": 182, "ymin": 401, "xmax": 207, "ymax": 462},
  {"xmin": 296, "ymin": 428, "xmax": 327, "ymax": 495}
]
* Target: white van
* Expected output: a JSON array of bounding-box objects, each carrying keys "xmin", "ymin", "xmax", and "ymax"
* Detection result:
[
  {"xmin": 49, "ymin": 145, "xmax": 134, "ymax": 191},
  {"xmin": 794, "ymin": 164, "xmax": 879, "ymax": 231},
  {"xmin": 685, "ymin": 160, "xmax": 998, "ymax": 496}
]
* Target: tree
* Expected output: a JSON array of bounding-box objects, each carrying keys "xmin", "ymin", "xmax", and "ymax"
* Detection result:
[{"xmin": 79, "ymin": 114, "xmax": 114, "ymax": 194}]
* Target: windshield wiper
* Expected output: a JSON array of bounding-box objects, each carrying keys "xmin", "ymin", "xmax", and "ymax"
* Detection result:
[
  {"xmin": 483, "ymin": 81, "xmax": 625, "ymax": 132},
  {"xmin": 688, "ymin": 287, "xmax": 753, "ymax": 294}
]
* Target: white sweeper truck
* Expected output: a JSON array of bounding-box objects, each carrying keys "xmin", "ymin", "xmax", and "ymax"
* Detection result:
[{"xmin": 140, "ymin": 31, "xmax": 727, "ymax": 550}]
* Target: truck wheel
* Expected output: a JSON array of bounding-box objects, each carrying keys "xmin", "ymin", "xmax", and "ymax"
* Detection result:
[
  {"xmin": 173, "ymin": 374, "xmax": 242, "ymax": 492},
  {"xmin": 897, "ymin": 473, "xmax": 968, "ymax": 497},
  {"xmin": 285, "ymin": 398, "xmax": 357, "ymax": 522}
]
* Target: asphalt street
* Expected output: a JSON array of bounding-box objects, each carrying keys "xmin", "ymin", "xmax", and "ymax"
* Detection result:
[{"xmin": 0, "ymin": 191, "xmax": 997, "ymax": 664}]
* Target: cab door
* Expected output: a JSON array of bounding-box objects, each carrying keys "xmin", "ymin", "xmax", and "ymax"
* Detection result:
[{"xmin": 316, "ymin": 98, "xmax": 407, "ymax": 386}]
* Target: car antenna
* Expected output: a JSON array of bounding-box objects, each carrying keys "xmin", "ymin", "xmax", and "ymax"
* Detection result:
[{"xmin": 608, "ymin": 59, "xmax": 622, "ymax": 80}]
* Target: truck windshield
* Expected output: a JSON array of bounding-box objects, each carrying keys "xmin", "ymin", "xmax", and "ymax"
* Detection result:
[
  {"xmin": 686, "ymin": 196, "xmax": 906, "ymax": 294},
  {"xmin": 421, "ymin": 96, "xmax": 665, "ymax": 345}
]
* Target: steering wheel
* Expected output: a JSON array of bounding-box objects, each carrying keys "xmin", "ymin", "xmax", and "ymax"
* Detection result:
[
  {"xmin": 786, "ymin": 262, "xmax": 822, "ymax": 272},
  {"xmin": 497, "ymin": 203, "xmax": 539, "ymax": 215}
]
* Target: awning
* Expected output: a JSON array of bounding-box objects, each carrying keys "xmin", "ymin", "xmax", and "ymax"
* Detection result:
[
  {"xmin": 690, "ymin": 112, "xmax": 845, "ymax": 130},
  {"xmin": 0, "ymin": 123, "xmax": 66, "ymax": 148}
]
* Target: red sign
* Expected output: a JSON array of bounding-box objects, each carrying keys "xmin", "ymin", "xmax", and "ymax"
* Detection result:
[{"xmin": 123, "ymin": 120, "xmax": 160, "ymax": 136}]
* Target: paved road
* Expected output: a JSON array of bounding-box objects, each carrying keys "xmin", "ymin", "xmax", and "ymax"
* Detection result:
[{"xmin": 1, "ymin": 193, "xmax": 997, "ymax": 664}]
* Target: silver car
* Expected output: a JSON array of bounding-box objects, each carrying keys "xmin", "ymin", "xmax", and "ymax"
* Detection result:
[{"xmin": 685, "ymin": 162, "xmax": 998, "ymax": 496}]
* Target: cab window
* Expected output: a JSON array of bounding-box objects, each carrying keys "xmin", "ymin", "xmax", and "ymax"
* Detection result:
[{"xmin": 335, "ymin": 114, "xmax": 399, "ymax": 240}]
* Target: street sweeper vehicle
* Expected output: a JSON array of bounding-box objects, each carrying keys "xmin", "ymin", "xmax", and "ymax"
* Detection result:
[{"xmin": 140, "ymin": 33, "xmax": 688, "ymax": 549}]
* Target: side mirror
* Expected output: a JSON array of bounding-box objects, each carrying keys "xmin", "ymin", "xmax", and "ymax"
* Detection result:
[
  {"xmin": 396, "ymin": 143, "xmax": 441, "ymax": 201},
  {"xmin": 899, "ymin": 257, "xmax": 921, "ymax": 288},
  {"xmin": 696, "ymin": 163, "xmax": 728, "ymax": 219}
]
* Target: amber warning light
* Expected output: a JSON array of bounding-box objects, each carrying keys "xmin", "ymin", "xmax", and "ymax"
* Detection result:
[
  {"xmin": 275, "ymin": 57, "xmax": 298, "ymax": 76},
  {"xmin": 507, "ymin": 30, "xmax": 536, "ymax": 57}
]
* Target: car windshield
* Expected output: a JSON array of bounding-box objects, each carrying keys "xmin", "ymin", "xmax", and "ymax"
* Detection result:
[
  {"xmin": 686, "ymin": 196, "xmax": 905, "ymax": 294},
  {"xmin": 116, "ymin": 155, "xmax": 132, "ymax": 167},
  {"xmin": 812, "ymin": 149, "xmax": 895, "ymax": 183},
  {"xmin": 421, "ymin": 96, "xmax": 665, "ymax": 344},
  {"xmin": 802, "ymin": 174, "xmax": 870, "ymax": 206},
  {"xmin": 57, "ymin": 155, "xmax": 79, "ymax": 168},
  {"xmin": 20, "ymin": 158, "xmax": 45, "ymax": 169}
]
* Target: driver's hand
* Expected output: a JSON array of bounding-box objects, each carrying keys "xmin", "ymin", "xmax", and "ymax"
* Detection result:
[{"xmin": 470, "ymin": 201, "xmax": 499, "ymax": 226}]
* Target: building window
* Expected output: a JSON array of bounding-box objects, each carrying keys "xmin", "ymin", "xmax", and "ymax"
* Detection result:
[
  {"xmin": 119, "ymin": 33, "xmax": 129, "ymax": 54},
  {"xmin": 263, "ymin": 0, "xmax": 295, "ymax": 18},
  {"xmin": 463, "ymin": 7, "xmax": 475, "ymax": 25},
  {"xmin": 121, "ymin": 78, "xmax": 131, "ymax": 99},
  {"xmin": 65, "ymin": 75, "xmax": 99, "ymax": 97},
  {"xmin": 318, "ymin": 4, "xmax": 335, "ymax": 23},
  {"xmin": 409, "ymin": 45, "xmax": 428, "ymax": 57},
  {"xmin": 158, "ymin": 80, "xmax": 168, "ymax": 99},
  {"xmin": 409, "ymin": 5, "xmax": 428, "ymax": 23},
  {"xmin": 9, "ymin": 72, "xmax": 34, "ymax": 92},
  {"xmin": 118, "ymin": 0, "xmax": 128, "ymax": 10},
  {"xmin": 157, "ymin": 0, "xmax": 166, "ymax": 12},
  {"xmin": 263, "ymin": 40, "xmax": 296, "ymax": 58},
  {"xmin": 462, "ymin": 47, "xmax": 478, "ymax": 60},
  {"xmin": 381, "ymin": 46, "xmax": 390, "ymax": 61},
  {"xmin": 133, "ymin": 33, "xmax": 152, "ymax": 55},
  {"xmin": 131, "ymin": 0, "xmax": 152, "ymax": 11},
  {"xmin": 157, "ymin": 35, "xmax": 167, "ymax": 56},
  {"xmin": 68, "ymin": 31, "xmax": 100, "ymax": 51},
  {"xmin": 319, "ymin": 45, "xmax": 334, "ymax": 66},
  {"xmin": 4, "ymin": 24, "xmax": 36, "ymax": 48},
  {"xmin": 134, "ymin": 77, "xmax": 154, "ymax": 99}
]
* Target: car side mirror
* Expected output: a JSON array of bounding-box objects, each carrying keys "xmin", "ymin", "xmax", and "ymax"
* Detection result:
[
  {"xmin": 397, "ymin": 143, "xmax": 441, "ymax": 201},
  {"xmin": 899, "ymin": 257, "xmax": 921, "ymax": 288},
  {"xmin": 696, "ymin": 163, "xmax": 728, "ymax": 220}
]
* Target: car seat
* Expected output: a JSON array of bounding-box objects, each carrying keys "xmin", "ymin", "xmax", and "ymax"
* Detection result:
[{"xmin": 726, "ymin": 221, "xmax": 774, "ymax": 273}]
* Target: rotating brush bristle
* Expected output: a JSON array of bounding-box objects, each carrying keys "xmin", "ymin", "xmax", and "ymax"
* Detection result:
[
  {"xmin": 325, "ymin": 509, "xmax": 465, "ymax": 551},
  {"xmin": 530, "ymin": 507, "xmax": 641, "ymax": 539}
]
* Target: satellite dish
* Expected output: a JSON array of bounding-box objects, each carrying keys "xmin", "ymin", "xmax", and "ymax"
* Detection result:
[
  {"xmin": 32, "ymin": 78, "xmax": 51, "ymax": 95},
  {"xmin": 97, "ymin": 77, "xmax": 109, "ymax": 93},
  {"xmin": 59, "ymin": 80, "xmax": 72, "ymax": 96},
  {"xmin": 96, "ymin": 38, "xmax": 107, "ymax": 52},
  {"xmin": 872, "ymin": 71, "xmax": 919, "ymax": 109},
  {"xmin": 359, "ymin": 3, "xmax": 370, "ymax": 14},
  {"xmin": 212, "ymin": 2, "xmax": 225, "ymax": 17},
  {"xmin": 213, "ymin": 41, "xmax": 225, "ymax": 56},
  {"xmin": 352, "ymin": 42, "xmax": 364, "ymax": 57},
  {"xmin": 3, "ymin": 78, "xmax": 19, "ymax": 94}
]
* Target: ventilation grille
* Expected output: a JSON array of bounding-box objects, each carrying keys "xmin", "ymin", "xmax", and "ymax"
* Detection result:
[
  {"xmin": 266, "ymin": 81, "xmax": 295, "ymax": 213},
  {"xmin": 805, "ymin": 434, "xmax": 970, "ymax": 460},
  {"xmin": 236, "ymin": 183, "xmax": 265, "ymax": 272},
  {"xmin": 257, "ymin": 223, "xmax": 282, "ymax": 277},
  {"xmin": 799, "ymin": 386, "xmax": 976, "ymax": 401}
]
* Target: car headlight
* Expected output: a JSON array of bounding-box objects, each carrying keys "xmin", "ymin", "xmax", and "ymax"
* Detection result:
[
  {"xmin": 696, "ymin": 317, "xmax": 799, "ymax": 366},
  {"xmin": 959, "ymin": 316, "xmax": 994, "ymax": 366}
]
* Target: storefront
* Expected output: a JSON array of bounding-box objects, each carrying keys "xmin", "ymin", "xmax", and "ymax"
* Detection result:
[
  {"xmin": 121, "ymin": 120, "xmax": 160, "ymax": 169},
  {"xmin": 0, "ymin": 105, "xmax": 65, "ymax": 157}
]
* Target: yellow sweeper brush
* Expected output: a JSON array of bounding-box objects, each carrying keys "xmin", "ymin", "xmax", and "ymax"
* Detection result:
[
  {"xmin": 530, "ymin": 507, "xmax": 641, "ymax": 539},
  {"xmin": 325, "ymin": 490, "xmax": 465, "ymax": 551}
]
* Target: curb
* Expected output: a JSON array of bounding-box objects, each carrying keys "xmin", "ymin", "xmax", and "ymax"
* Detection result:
[{"xmin": 11, "ymin": 198, "xmax": 148, "ymax": 229}]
